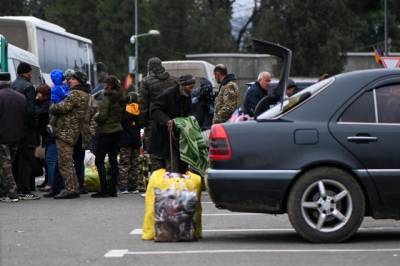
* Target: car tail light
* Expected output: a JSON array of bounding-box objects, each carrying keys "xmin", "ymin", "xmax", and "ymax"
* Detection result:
[{"xmin": 209, "ymin": 124, "xmax": 232, "ymax": 161}]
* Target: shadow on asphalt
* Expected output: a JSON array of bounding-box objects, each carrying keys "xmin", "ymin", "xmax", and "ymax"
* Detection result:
[
  {"xmin": 200, "ymin": 231, "xmax": 400, "ymax": 244},
  {"xmin": 201, "ymin": 232, "xmax": 304, "ymax": 244},
  {"xmin": 350, "ymin": 231, "xmax": 400, "ymax": 243}
]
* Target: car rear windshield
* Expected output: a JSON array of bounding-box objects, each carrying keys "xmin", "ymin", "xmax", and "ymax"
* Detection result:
[{"xmin": 258, "ymin": 77, "xmax": 335, "ymax": 120}]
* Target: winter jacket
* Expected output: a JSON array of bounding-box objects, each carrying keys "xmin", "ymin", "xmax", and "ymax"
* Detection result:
[
  {"xmin": 213, "ymin": 74, "xmax": 240, "ymax": 124},
  {"xmin": 95, "ymin": 90, "xmax": 125, "ymax": 134},
  {"xmin": 0, "ymin": 85, "xmax": 26, "ymax": 144},
  {"xmin": 120, "ymin": 103, "xmax": 141, "ymax": 149},
  {"xmin": 50, "ymin": 69, "xmax": 69, "ymax": 104},
  {"xmin": 11, "ymin": 76, "xmax": 40, "ymax": 147},
  {"xmin": 243, "ymin": 81, "xmax": 269, "ymax": 117},
  {"xmin": 35, "ymin": 98, "xmax": 51, "ymax": 146},
  {"xmin": 149, "ymin": 85, "xmax": 192, "ymax": 159},
  {"xmin": 139, "ymin": 68, "xmax": 177, "ymax": 126},
  {"xmin": 49, "ymin": 84, "xmax": 90, "ymax": 146}
]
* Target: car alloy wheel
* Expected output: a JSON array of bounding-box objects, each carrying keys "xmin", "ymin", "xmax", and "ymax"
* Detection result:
[
  {"xmin": 301, "ymin": 179, "xmax": 352, "ymax": 233},
  {"xmin": 287, "ymin": 167, "xmax": 365, "ymax": 243}
]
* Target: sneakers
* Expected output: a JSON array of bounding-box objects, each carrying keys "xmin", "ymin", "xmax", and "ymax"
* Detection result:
[
  {"xmin": 0, "ymin": 196, "xmax": 19, "ymax": 203},
  {"xmin": 39, "ymin": 185, "xmax": 52, "ymax": 192},
  {"xmin": 119, "ymin": 189, "xmax": 130, "ymax": 194},
  {"xmin": 140, "ymin": 193, "xmax": 146, "ymax": 198},
  {"xmin": 18, "ymin": 193, "xmax": 40, "ymax": 200}
]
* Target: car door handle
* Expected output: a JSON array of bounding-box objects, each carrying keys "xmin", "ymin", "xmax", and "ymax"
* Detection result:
[{"xmin": 347, "ymin": 136, "xmax": 378, "ymax": 143}]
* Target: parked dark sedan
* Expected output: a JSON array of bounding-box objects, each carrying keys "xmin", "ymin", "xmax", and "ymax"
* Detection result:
[{"xmin": 207, "ymin": 60, "xmax": 400, "ymax": 242}]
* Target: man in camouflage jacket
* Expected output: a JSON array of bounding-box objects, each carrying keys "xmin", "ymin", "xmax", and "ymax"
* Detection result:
[
  {"xmin": 212, "ymin": 64, "xmax": 240, "ymax": 124},
  {"xmin": 50, "ymin": 71, "xmax": 90, "ymax": 199},
  {"xmin": 139, "ymin": 57, "xmax": 177, "ymax": 171}
]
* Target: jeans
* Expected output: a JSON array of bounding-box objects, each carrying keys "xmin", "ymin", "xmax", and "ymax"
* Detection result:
[
  {"xmin": 46, "ymin": 143, "xmax": 64, "ymax": 194},
  {"xmin": 95, "ymin": 132, "xmax": 121, "ymax": 194}
]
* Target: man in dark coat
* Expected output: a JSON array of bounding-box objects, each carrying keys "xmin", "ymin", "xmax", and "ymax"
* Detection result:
[
  {"xmin": 243, "ymin": 71, "xmax": 272, "ymax": 117},
  {"xmin": 11, "ymin": 62, "xmax": 40, "ymax": 200},
  {"xmin": 0, "ymin": 73, "xmax": 26, "ymax": 202},
  {"xmin": 150, "ymin": 75, "xmax": 195, "ymax": 173},
  {"xmin": 139, "ymin": 57, "xmax": 177, "ymax": 171}
]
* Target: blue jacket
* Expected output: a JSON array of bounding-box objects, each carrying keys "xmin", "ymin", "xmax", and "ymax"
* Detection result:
[
  {"xmin": 50, "ymin": 69, "xmax": 69, "ymax": 104},
  {"xmin": 243, "ymin": 81, "xmax": 268, "ymax": 117}
]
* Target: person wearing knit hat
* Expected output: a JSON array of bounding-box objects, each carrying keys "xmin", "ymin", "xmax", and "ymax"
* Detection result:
[
  {"xmin": 139, "ymin": 57, "xmax": 177, "ymax": 178},
  {"xmin": 17, "ymin": 62, "xmax": 32, "ymax": 75},
  {"xmin": 11, "ymin": 62, "xmax": 41, "ymax": 200},
  {"xmin": 49, "ymin": 69, "xmax": 91, "ymax": 199}
]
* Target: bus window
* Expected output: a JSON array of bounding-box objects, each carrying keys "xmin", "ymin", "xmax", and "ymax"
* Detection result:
[{"xmin": 0, "ymin": 20, "xmax": 29, "ymax": 50}]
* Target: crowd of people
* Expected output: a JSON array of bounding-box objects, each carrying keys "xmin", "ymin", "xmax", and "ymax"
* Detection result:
[
  {"xmin": 0, "ymin": 57, "xmax": 244, "ymax": 202},
  {"xmin": 2, "ymin": 54, "xmax": 315, "ymax": 203}
]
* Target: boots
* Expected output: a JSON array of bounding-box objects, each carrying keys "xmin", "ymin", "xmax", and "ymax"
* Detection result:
[{"xmin": 109, "ymin": 178, "xmax": 117, "ymax": 197}]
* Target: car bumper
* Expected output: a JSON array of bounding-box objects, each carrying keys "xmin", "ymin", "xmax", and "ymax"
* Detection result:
[{"xmin": 206, "ymin": 169, "xmax": 300, "ymax": 214}]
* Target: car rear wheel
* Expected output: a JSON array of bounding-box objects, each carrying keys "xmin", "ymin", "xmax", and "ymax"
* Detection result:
[{"xmin": 287, "ymin": 167, "xmax": 365, "ymax": 243}]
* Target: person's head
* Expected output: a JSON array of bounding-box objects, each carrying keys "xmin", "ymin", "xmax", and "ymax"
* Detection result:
[
  {"xmin": 214, "ymin": 64, "xmax": 228, "ymax": 83},
  {"xmin": 147, "ymin": 57, "xmax": 163, "ymax": 74},
  {"xmin": 124, "ymin": 73, "xmax": 135, "ymax": 90},
  {"xmin": 35, "ymin": 84, "xmax": 51, "ymax": 102},
  {"xmin": 178, "ymin": 74, "xmax": 196, "ymax": 97},
  {"xmin": 286, "ymin": 79, "xmax": 297, "ymax": 97},
  {"xmin": 257, "ymin": 71, "xmax": 271, "ymax": 90},
  {"xmin": 104, "ymin": 75, "xmax": 120, "ymax": 91},
  {"xmin": 318, "ymin": 73, "xmax": 331, "ymax": 81},
  {"xmin": 64, "ymin": 69, "xmax": 75, "ymax": 82},
  {"xmin": 68, "ymin": 71, "xmax": 87, "ymax": 88},
  {"xmin": 104, "ymin": 75, "xmax": 123, "ymax": 102},
  {"xmin": 17, "ymin": 62, "xmax": 32, "ymax": 81},
  {"xmin": 50, "ymin": 69, "xmax": 65, "ymax": 86},
  {"xmin": 0, "ymin": 72, "xmax": 11, "ymax": 89}
]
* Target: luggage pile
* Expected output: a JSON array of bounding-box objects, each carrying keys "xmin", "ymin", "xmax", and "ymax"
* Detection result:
[{"xmin": 142, "ymin": 169, "xmax": 202, "ymax": 242}]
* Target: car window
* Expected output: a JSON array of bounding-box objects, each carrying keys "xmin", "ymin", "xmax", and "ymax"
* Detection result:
[
  {"xmin": 376, "ymin": 84, "xmax": 400, "ymax": 123},
  {"xmin": 339, "ymin": 91, "xmax": 375, "ymax": 123},
  {"xmin": 258, "ymin": 77, "xmax": 334, "ymax": 120}
]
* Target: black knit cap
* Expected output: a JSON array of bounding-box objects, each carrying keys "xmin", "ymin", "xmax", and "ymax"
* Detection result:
[
  {"xmin": 178, "ymin": 74, "xmax": 196, "ymax": 86},
  {"xmin": 17, "ymin": 62, "xmax": 32, "ymax": 75}
]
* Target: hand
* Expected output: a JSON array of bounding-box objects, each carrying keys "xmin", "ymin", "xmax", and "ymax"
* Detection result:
[{"xmin": 167, "ymin": 120, "xmax": 174, "ymax": 131}]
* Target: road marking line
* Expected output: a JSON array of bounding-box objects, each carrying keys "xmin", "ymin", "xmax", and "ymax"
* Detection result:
[
  {"xmin": 202, "ymin": 213, "xmax": 263, "ymax": 216},
  {"xmin": 130, "ymin": 229, "xmax": 143, "ymax": 235},
  {"xmin": 129, "ymin": 226, "xmax": 400, "ymax": 235},
  {"xmin": 105, "ymin": 248, "xmax": 400, "ymax": 257},
  {"xmin": 104, "ymin": 249, "xmax": 129, "ymax": 258}
]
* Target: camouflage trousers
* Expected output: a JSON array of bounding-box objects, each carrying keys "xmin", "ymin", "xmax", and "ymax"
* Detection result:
[
  {"xmin": 118, "ymin": 147, "xmax": 140, "ymax": 190},
  {"xmin": 56, "ymin": 139, "xmax": 79, "ymax": 193},
  {"xmin": 0, "ymin": 144, "xmax": 18, "ymax": 197}
]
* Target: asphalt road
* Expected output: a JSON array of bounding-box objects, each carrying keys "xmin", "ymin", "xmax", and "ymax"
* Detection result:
[{"xmin": 1, "ymin": 189, "xmax": 400, "ymax": 266}]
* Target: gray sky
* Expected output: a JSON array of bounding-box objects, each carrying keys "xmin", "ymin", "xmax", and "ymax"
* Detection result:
[{"xmin": 232, "ymin": 0, "xmax": 255, "ymax": 37}]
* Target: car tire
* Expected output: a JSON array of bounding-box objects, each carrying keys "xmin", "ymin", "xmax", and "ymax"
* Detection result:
[{"xmin": 287, "ymin": 167, "xmax": 365, "ymax": 243}]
